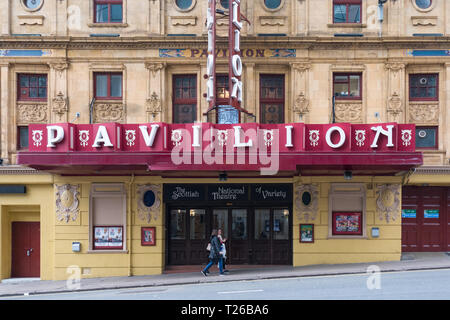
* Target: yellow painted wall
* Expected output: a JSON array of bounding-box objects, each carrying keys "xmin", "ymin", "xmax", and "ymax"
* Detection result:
[
  {"xmin": 293, "ymin": 176, "xmax": 403, "ymax": 267},
  {"xmin": 0, "ymin": 177, "xmax": 54, "ymax": 280}
]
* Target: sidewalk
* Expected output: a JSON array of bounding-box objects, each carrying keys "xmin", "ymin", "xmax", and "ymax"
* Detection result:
[{"xmin": 0, "ymin": 252, "xmax": 449, "ymax": 298}]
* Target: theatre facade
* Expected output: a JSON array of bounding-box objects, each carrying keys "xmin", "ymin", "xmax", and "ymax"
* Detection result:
[{"xmin": 1, "ymin": 0, "xmax": 450, "ymax": 281}]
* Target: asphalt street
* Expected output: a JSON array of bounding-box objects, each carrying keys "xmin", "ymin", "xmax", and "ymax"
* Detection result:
[{"xmin": 2, "ymin": 268, "xmax": 450, "ymax": 300}]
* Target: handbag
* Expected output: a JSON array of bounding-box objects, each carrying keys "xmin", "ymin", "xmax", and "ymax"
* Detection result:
[{"xmin": 206, "ymin": 243, "xmax": 211, "ymax": 251}]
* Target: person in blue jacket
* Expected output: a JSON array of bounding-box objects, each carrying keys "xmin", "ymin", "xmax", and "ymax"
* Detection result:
[{"xmin": 201, "ymin": 229, "xmax": 225, "ymax": 276}]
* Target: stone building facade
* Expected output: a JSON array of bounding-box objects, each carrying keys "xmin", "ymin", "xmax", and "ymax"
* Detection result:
[{"xmin": 0, "ymin": 0, "xmax": 448, "ymax": 280}]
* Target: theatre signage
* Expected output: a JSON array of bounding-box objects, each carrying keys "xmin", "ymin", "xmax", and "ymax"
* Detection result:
[{"xmin": 20, "ymin": 122, "xmax": 421, "ymax": 174}]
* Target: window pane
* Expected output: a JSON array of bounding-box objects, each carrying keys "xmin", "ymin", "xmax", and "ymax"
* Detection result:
[
  {"xmin": 415, "ymin": 0, "xmax": 432, "ymax": 10},
  {"xmin": 427, "ymin": 75, "xmax": 437, "ymax": 86},
  {"xmin": 96, "ymin": 75, "xmax": 108, "ymax": 97},
  {"xmin": 110, "ymin": 74, "xmax": 122, "ymax": 97},
  {"xmin": 334, "ymin": 75, "xmax": 348, "ymax": 82},
  {"xmin": 176, "ymin": 0, "xmax": 193, "ymax": 10},
  {"xmin": 39, "ymin": 76, "xmax": 47, "ymax": 87},
  {"xmin": 334, "ymin": 83, "xmax": 349, "ymax": 97},
  {"xmin": 174, "ymin": 104, "xmax": 197, "ymax": 123},
  {"xmin": 220, "ymin": 0, "xmax": 229, "ymax": 9},
  {"xmin": 189, "ymin": 209, "xmax": 206, "ymax": 240},
  {"xmin": 29, "ymin": 88, "xmax": 38, "ymax": 98},
  {"xmin": 273, "ymin": 209, "xmax": 289, "ymax": 240},
  {"xmin": 261, "ymin": 104, "xmax": 283, "ymax": 124},
  {"xmin": 428, "ymin": 87, "xmax": 436, "ymax": 98},
  {"xmin": 232, "ymin": 209, "xmax": 247, "ymax": 240},
  {"xmin": 254, "ymin": 209, "xmax": 270, "ymax": 240},
  {"xmin": 334, "ymin": 4, "xmax": 347, "ymax": 23},
  {"xmin": 348, "ymin": 5, "xmax": 361, "ymax": 23},
  {"xmin": 265, "ymin": 0, "xmax": 282, "ymax": 10},
  {"xmin": 213, "ymin": 209, "xmax": 228, "ymax": 239},
  {"xmin": 38, "ymin": 88, "xmax": 47, "ymax": 98},
  {"xmin": 96, "ymin": 4, "xmax": 109, "ymax": 23},
  {"xmin": 170, "ymin": 209, "xmax": 186, "ymax": 240},
  {"xmin": 416, "ymin": 127, "xmax": 437, "ymax": 148},
  {"xmin": 111, "ymin": 4, "xmax": 123, "ymax": 22},
  {"xmin": 30, "ymin": 76, "xmax": 38, "ymax": 87},
  {"xmin": 20, "ymin": 76, "xmax": 29, "ymax": 88},
  {"xmin": 349, "ymin": 75, "xmax": 360, "ymax": 97},
  {"xmin": 18, "ymin": 126, "xmax": 29, "ymax": 149}
]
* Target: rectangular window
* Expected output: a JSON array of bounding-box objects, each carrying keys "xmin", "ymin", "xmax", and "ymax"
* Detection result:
[
  {"xmin": 90, "ymin": 183, "xmax": 126, "ymax": 251},
  {"xmin": 216, "ymin": 74, "xmax": 230, "ymax": 103},
  {"xmin": 18, "ymin": 74, "xmax": 47, "ymax": 101},
  {"xmin": 173, "ymin": 74, "xmax": 197, "ymax": 124},
  {"xmin": 260, "ymin": 74, "xmax": 285, "ymax": 124},
  {"xmin": 17, "ymin": 126, "xmax": 29, "ymax": 150},
  {"xmin": 409, "ymin": 74, "xmax": 438, "ymax": 101},
  {"xmin": 333, "ymin": 73, "xmax": 362, "ymax": 99},
  {"xmin": 333, "ymin": 0, "xmax": 361, "ymax": 23},
  {"xmin": 94, "ymin": 72, "xmax": 123, "ymax": 100},
  {"xmin": 415, "ymin": 126, "xmax": 438, "ymax": 149},
  {"xmin": 94, "ymin": 0, "xmax": 123, "ymax": 23}
]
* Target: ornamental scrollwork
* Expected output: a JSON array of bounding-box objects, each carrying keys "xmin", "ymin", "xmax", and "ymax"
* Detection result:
[
  {"xmin": 295, "ymin": 184, "xmax": 319, "ymax": 222},
  {"xmin": 55, "ymin": 184, "xmax": 80, "ymax": 223},
  {"xmin": 136, "ymin": 184, "xmax": 162, "ymax": 223},
  {"xmin": 376, "ymin": 184, "xmax": 400, "ymax": 223}
]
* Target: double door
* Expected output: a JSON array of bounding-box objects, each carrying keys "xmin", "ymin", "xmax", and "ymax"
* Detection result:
[
  {"xmin": 167, "ymin": 206, "xmax": 291, "ymax": 265},
  {"xmin": 11, "ymin": 222, "xmax": 40, "ymax": 278}
]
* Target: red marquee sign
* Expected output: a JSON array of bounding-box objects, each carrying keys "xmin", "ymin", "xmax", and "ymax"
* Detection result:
[{"xmin": 19, "ymin": 122, "xmax": 422, "ymax": 175}]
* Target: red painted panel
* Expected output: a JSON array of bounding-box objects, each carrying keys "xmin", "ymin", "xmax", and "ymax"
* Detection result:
[
  {"xmin": 402, "ymin": 187, "xmax": 446, "ymax": 252},
  {"xmin": 12, "ymin": 222, "xmax": 40, "ymax": 278}
]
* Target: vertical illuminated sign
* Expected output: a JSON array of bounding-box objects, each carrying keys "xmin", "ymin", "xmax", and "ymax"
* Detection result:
[
  {"xmin": 229, "ymin": 0, "xmax": 243, "ymax": 116},
  {"xmin": 206, "ymin": 0, "xmax": 217, "ymax": 110}
]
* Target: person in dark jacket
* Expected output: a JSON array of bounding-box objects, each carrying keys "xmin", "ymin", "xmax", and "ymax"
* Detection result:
[{"xmin": 201, "ymin": 229, "xmax": 224, "ymax": 276}]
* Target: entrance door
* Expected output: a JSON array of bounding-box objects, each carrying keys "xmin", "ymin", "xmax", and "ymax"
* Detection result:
[
  {"xmin": 253, "ymin": 208, "xmax": 290, "ymax": 264},
  {"xmin": 402, "ymin": 187, "xmax": 447, "ymax": 252},
  {"xmin": 168, "ymin": 208, "xmax": 207, "ymax": 265},
  {"xmin": 11, "ymin": 222, "xmax": 40, "ymax": 278}
]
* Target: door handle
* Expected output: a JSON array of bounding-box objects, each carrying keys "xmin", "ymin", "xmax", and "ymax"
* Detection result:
[{"xmin": 26, "ymin": 250, "xmax": 30, "ymax": 257}]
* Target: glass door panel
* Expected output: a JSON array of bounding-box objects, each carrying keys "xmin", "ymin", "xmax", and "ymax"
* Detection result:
[
  {"xmin": 189, "ymin": 209, "xmax": 206, "ymax": 240},
  {"xmin": 213, "ymin": 209, "xmax": 229, "ymax": 238},
  {"xmin": 232, "ymin": 209, "xmax": 247, "ymax": 240},
  {"xmin": 170, "ymin": 209, "xmax": 186, "ymax": 240},
  {"xmin": 254, "ymin": 209, "xmax": 270, "ymax": 240},
  {"xmin": 273, "ymin": 209, "xmax": 289, "ymax": 240}
]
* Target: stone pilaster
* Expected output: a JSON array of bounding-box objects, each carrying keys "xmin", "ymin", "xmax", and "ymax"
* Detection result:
[{"xmin": 290, "ymin": 62, "xmax": 311, "ymax": 123}]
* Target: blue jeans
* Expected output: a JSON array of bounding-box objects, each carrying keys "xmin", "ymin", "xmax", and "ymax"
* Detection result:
[{"xmin": 203, "ymin": 256, "xmax": 224, "ymax": 274}]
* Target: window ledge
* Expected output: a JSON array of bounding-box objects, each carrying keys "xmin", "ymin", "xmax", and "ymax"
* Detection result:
[
  {"xmin": 409, "ymin": 100, "xmax": 439, "ymax": 104},
  {"xmin": 327, "ymin": 23, "xmax": 367, "ymax": 28},
  {"xmin": 87, "ymin": 250, "xmax": 129, "ymax": 254},
  {"xmin": 88, "ymin": 23, "xmax": 129, "ymax": 28},
  {"xmin": 327, "ymin": 236, "xmax": 368, "ymax": 240}
]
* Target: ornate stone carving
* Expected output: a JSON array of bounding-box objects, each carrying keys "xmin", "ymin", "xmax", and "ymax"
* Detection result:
[
  {"xmin": 291, "ymin": 63, "xmax": 311, "ymax": 74},
  {"xmin": 334, "ymin": 102, "xmax": 362, "ymax": 123},
  {"xmin": 136, "ymin": 184, "xmax": 162, "ymax": 223},
  {"xmin": 384, "ymin": 62, "xmax": 406, "ymax": 74},
  {"xmin": 409, "ymin": 103, "xmax": 439, "ymax": 124},
  {"xmin": 376, "ymin": 184, "xmax": 400, "ymax": 223},
  {"xmin": 293, "ymin": 92, "xmax": 310, "ymax": 119},
  {"xmin": 93, "ymin": 103, "xmax": 125, "ymax": 123},
  {"xmin": 387, "ymin": 92, "xmax": 403, "ymax": 122},
  {"xmin": 17, "ymin": 103, "xmax": 48, "ymax": 124},
  {"xmin": 48, "ymin": 61, "xmax": 69, "ymax": 77},
  {"xmin": 260, "ymin": 16, "xmax": 286, "ymax": 26},
  {"xmin": 52, "ymin": 91, "xmax": 69, "ymax": 122},
  {"xmin": 55, "ymin": 184, "xmax": 80, "ymax": 223},
  {"xmin": 295, "ymin": 184, "xmax": 319, "ymax": 222},
  {"xmin": 146, "ymin": 92, "xmax": 162, "ymax": 122},
  {"xmin": 145, "ymin": 63, "xmax": 166, "ymax": 77}
]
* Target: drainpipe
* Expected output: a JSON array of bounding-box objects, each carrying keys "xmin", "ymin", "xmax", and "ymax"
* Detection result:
[{"xmin": 127, "ymin": 173, "xmax": 135, "ymax": 277}]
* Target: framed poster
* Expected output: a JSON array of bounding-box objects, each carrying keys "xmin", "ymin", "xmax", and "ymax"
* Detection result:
[
  {"xmin": 300, "ymin": 224, "xmax": 314, "ymax": 243},
  {"xmin": 141, "ymin": 227, "xmax": 156, "ymax": 246},
  {"xmin": 332, "ymin": 212, "xmax": 362, "ymax": 235},
  {"xmin": 94, "ymin": 226, "xmax": 123, "ymax": 249}
]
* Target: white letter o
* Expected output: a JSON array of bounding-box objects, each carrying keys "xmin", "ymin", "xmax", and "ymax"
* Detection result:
[{"xmin": 326, "ymin": 126, "xmax": 346, "ymax": 149}]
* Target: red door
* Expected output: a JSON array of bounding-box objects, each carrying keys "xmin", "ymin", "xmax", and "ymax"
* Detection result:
[
  {"xmin": 11, "ymin": 222, "xmax": 40, "ymax": 278},
  {"xmin": 402, "ymin": 187, "xmax": 447, "ymax": 252}
]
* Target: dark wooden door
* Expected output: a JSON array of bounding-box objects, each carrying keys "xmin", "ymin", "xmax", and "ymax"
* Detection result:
[
  {"xmin": 402, "ymin": 187, "xmax": 447, "ymax": 252},
  {"xmin": 168, "ymin": 208, "xmax": 208, "ymax": 265},
  {"xmin": 252, "ymin": 208, "xmax": 291, "ymax": 264},
  {"xmin": 11, "ymin": 222, "xmax": 40, "ymax": 278},
  {"xmin": 229, "ymin": 208, "xmax": 249, "ymax": 264}
]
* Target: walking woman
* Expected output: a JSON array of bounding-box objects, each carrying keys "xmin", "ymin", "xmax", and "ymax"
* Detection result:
[{"xmin": 201, "ymin": 229, "xmax": 225, "ymax": 276}]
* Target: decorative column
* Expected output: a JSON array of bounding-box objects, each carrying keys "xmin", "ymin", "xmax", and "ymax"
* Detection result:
[
  {"xmin": 385, "ymin": 62, "xmax": 406, "ymax": 123},
  {"xmin": 290, "ymin": 62, "xmax": 311, "ymax": 123},
  {"xmin": 1, "ymin": 1, "xmax": 10, "ymax": 35},
  {"xmin": 0, "ymin": 63, "xmax": 10, "ymax": 164},
  {"xmin": 293, "ymin": 0, "xmax": 308, "ymax": 36},
  {"xmin": 149, "ymin": 0, "xmax": 163, "ymax": 35},
  {"xmin": 49, "ymin": 61, "xmax": 69, "ymax": 123},
  {"xmin": 145, "ymin": 62, "xmax": 166, "ymax": 122}
]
